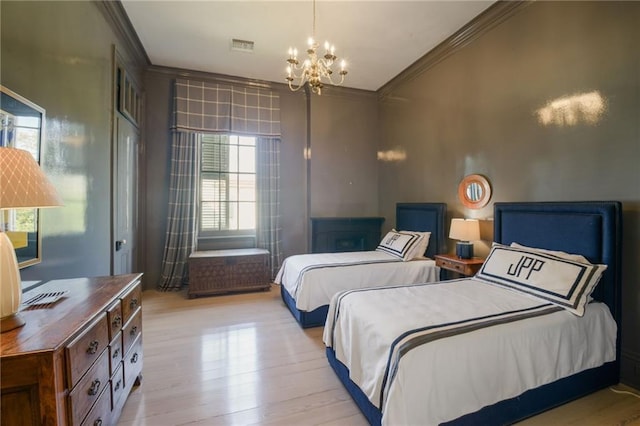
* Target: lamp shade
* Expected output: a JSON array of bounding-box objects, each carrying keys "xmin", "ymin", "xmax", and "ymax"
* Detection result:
[
  {"xmin": 0, "ymin": 146, "xmax": 61, "ymax": 332},
  {"xmin": 0, "ymin": 147, "xmax": 62, "ymax": 209},
  {"xmin": 449, "ymin": 218, "xmax": 480, "ymax": 242}
]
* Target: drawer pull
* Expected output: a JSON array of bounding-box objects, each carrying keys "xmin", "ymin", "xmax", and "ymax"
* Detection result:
[
  {"xmin": 88, "ymin": 379, "xmax": 101, "ymax": 396},
  {"xmin": 112, "ymin": 315, "xmax": 122, "ymax": 328},
  {"xmin": 130, "ymin": 326, "xmax": 138, "ymax": 337},
  {"xmin": 130, "ymin": 298, "xmax": 138, "ymax": 309},
  {"xmin": 130, "ymin": 352, "xmax": 139, "ymax": 364},
  {"xmin": 114, "ymin": 379, "xmax": 122, "ymax": 391},
  {"xmin": 94, "ymin": 419, "xmax": 103, "ymax": 426},
  {"xmin": 86, "ymin": 340, "xmax": 100, "ymax": 355},
  {"xmin": 112, "ymin": 348, "xmax": 120, "ymax": 359}
]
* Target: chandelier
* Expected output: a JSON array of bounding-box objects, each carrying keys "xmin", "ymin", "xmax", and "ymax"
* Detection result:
[{"xmin": 286, "ymin": 0, "xmax": 348, "ymax": 95}]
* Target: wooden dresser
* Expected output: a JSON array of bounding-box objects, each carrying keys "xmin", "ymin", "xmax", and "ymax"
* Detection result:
[
  {"xmin": 0, "ymin": 274, "xmax": 143, "ymax": 426},
  {"xmin": 188, "ymin": 248, "xmax": 270, "ymax": 298}
]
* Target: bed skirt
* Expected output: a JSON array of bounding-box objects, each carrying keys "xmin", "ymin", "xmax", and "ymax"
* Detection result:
[
  {"xmin": 326, "ymin": 346, "xmax": 618, "ymax": 425},
  {"xmin": 280, "ymin": 285, "xmax": 329, "ymax": 328}
]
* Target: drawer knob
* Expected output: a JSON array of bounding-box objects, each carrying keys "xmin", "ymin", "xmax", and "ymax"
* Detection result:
[
  {"xmin": 114, "ymin": 379, "xmax": 122, "ymax": 391},
  {"xmin": 112, "ymin": 315, "xmax": 122, "ymax": 328},
  {"xmin": 94, "ymin": 419, "xmax": 103, "ymax": 426},
  {"xmin": 130, "ymin": 298, "xmax": 138, "ymax": 309},
  {"xmin": 86, "ymin": 340, "xmax": 100, "ymax": 355},
  {"xmin": 88, "ymin": 379, "xmax": 101, "ymax": 396},
  {"xmin": 130, "ymin": 326, "xmax": 138, "ymax": 337},
  {"xmin": 131, "ymin": 352, "xmax": 139, "ymax": 364},
  {"xmin": 112, "ymin": 348, "xmax": 120, "ymax": 359}
]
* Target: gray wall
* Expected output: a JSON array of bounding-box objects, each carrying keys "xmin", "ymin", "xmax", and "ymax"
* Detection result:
[
  {"xmin": 378, "ymin": 1, "xmax": 640, "ymax": 388},
  {"xmin": 309, "ymin": 91, "xmax": 380, "ymax": 218},
  {"xmin": 1, "ymin": 1, "xmax": 143, "ymax": 280}
]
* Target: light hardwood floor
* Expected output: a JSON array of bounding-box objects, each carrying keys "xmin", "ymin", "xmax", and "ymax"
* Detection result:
[{"xmin": 119, "ymin": 285, "xmax": 640, "ymax": 425}]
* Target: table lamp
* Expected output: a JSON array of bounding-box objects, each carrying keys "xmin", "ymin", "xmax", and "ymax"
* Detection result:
[
  {"xmin": 0, "ymin": 147, "xmax": 62, "ymax": 332},
  {"xmin": 449, "ymin": 218, "xmax": 480, "ymax": 259}
]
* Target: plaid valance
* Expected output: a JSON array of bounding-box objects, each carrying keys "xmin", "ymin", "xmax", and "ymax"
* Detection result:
[{"xmin": 173, "ymin": 79, "xmax": 281, "ymax": 137}]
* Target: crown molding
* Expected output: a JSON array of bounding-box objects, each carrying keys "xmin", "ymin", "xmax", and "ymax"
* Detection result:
[
  {"xmin": 378, "ymin": 0, "xmax": 533, "ymax": 99},
  {"xmin": 95, "ymin": 1, "xmax": 150, "ymax": 69},
  {"xmin": 146, "ymin": 65, "xmax": 278, "ymax": 90},
  {"xmin": 146, "ymin": 65, "xmax": 377, "ymax": 100}
]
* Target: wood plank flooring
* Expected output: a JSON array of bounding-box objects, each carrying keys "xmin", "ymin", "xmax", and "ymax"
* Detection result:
[{"xmin": 118, "ymin": 285, "xmax": 640, "ymax": 425}]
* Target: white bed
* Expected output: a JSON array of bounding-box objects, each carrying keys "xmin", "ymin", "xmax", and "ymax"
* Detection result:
[
  {"xmin": 324, "ymin": 201, "xmax": 622, "ymax": 425},
  {"xmin": 276, "ymin": 251, "xmax": 438, "ymax": 313},
  {"xmin": 277, "ymin": 203, "xmax": 446, "ymax": 328},
  {"xmin": 324, "ymin": 279, "xmax": 616, "ymax": 425}
]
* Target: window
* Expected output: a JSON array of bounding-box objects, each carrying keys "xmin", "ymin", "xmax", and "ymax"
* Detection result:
[{"xmin": 198, "ymin": 134, "xmax": 256, "ymax": 236}]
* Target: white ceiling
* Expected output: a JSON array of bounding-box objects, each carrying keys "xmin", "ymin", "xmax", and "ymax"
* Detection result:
[{"xmin": 121, "ymin": 1, "xmax": 495, "ymax": 92}]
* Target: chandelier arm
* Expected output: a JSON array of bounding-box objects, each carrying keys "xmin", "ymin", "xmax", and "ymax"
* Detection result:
[{"xmin": 288, "ymin": 79, "xmax": 308, "ymax": 92}]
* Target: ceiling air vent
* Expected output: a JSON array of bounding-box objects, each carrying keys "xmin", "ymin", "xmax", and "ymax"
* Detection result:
[{"xmin": 231, "ymin": 39, "xmax": 255, "ymax": 53}]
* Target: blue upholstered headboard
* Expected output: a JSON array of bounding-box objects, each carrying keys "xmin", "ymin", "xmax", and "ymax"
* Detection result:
[
  {"xmin": 396, "ymin": 203, "xmax": 447, "ymax": 259},
  {"xmin": 494, "ymin": 201, "xmax": 622, "ymax": 366}
]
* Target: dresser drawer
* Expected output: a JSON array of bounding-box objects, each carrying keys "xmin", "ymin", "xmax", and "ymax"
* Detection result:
[
  {"xmin": 111, "ymin": 362, "xmax": 126, "ymax": 413},
  {"xmin": 68, "ymin": 349, "xmax": 110, "ymax": 425},
  {"xmin": 109, "ymin": 331, "xmax": 123, "ymax": 376},
  {"xmin": 122, "ymin": 308, "xmax": 142, "ymax": 356},
  {"xmin": 124, "ymin": 334, "xmax": 143, "ymax": 391},
  {"xmin": 121, "ymin": 283, "xmax": 142, "ymax": 325},
  {"xmin": 79, "ymin": 381, "xmax": 111, "ymax": 426},
  {"xmin": 107, "ymin": 301, "xmax": 123, "ymax": 341},
  {"xmin": 66, "ymin": 313, "xmax": 109, "ymax": 388}
]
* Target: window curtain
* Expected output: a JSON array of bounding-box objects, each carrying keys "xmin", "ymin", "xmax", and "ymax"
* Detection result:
[
  {"xmin": 157, "ymin": 131, "xmax": 199, "ymax": 291},
  {"xmin": 257, "ymin": 137, "xmax": 282, "ymax": 279},
  {"xmin": 158, "ymin": 79, "xmax": 283, "ymax": 289}
]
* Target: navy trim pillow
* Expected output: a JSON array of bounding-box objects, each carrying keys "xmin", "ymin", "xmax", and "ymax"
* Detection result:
[
  {"xmin": 376, "ymin": 231, "xmax": 422, "ymax": 261},
  {"xmin": 475, "ymin": 244, "xmax": 607, "ymax": 316}
]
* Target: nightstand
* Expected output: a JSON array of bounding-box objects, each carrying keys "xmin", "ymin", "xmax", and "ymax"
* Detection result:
[{"xmin": 435, "ymin": 254, "xmax": 485, "ymax": 279}]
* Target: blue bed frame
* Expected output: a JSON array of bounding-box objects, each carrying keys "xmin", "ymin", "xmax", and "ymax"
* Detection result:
[
  {"xmin": 327, "ymin": 201, "xmax": 622, "ymax": 425},
  {"xmin": 281, "ymin": 203, "xmax": 447, "ymax": 328}
]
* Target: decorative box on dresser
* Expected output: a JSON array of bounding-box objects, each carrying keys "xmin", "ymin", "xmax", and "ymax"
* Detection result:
[{"xmin": 0, "ymin": 273, "xmax": 143, "ymax": 426}]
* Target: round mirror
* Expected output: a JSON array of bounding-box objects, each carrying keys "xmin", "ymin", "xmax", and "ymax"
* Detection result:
[
  {"xmin": 458, "ymin": 174, "xmax": 491, "ymax": 209},
  {"xmin": 465, "ymin": 182, "xmax": 484, "ymax": 202}
]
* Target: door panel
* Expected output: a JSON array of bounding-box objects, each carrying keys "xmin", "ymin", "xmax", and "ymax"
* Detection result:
[{"xmin": 113, "ymin": 115, "xmax": 137, "ymax": 275}]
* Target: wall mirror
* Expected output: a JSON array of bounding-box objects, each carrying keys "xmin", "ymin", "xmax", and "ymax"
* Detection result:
[
  {"xmin": 0, "ymin": 86, "xmax": 45, "ymax": 268},
  {"xmin": 458, "ymin": 174, "xmax": 492, "ymax": 209}
]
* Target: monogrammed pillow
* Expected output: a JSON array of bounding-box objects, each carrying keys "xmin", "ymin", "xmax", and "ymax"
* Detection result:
[
  {"xmin": 376, "ymin": 230, "xmax": 422, "ymax": 261},
  {"xmin": 475, "ymin": 244, "xmax": 607, "ymax": 316}
]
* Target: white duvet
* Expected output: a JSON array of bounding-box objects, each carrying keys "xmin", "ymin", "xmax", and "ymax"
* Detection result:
[
  {"xmin": 323, "ymin": 279, "xmax": 617, "ymax": 426},
  {"xmin": 274, "ymin": 251, "xmax": 439, "ymax": 312}
]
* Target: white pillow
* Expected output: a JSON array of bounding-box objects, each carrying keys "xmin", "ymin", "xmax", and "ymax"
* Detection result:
[
  {"xmin": 376, "ymin": 230, "xmax": 422, "ymax": 261},
  {"xmin": 400, "ymin": 230, "xmax": 431, "ymax": 259},
  {"xmin": 476, "ymin": 244, "xmax": 607, "ymax": 316},
  {"xmin": 510, "ymin": 242, "xmax": 591, "ymax": 264}
]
